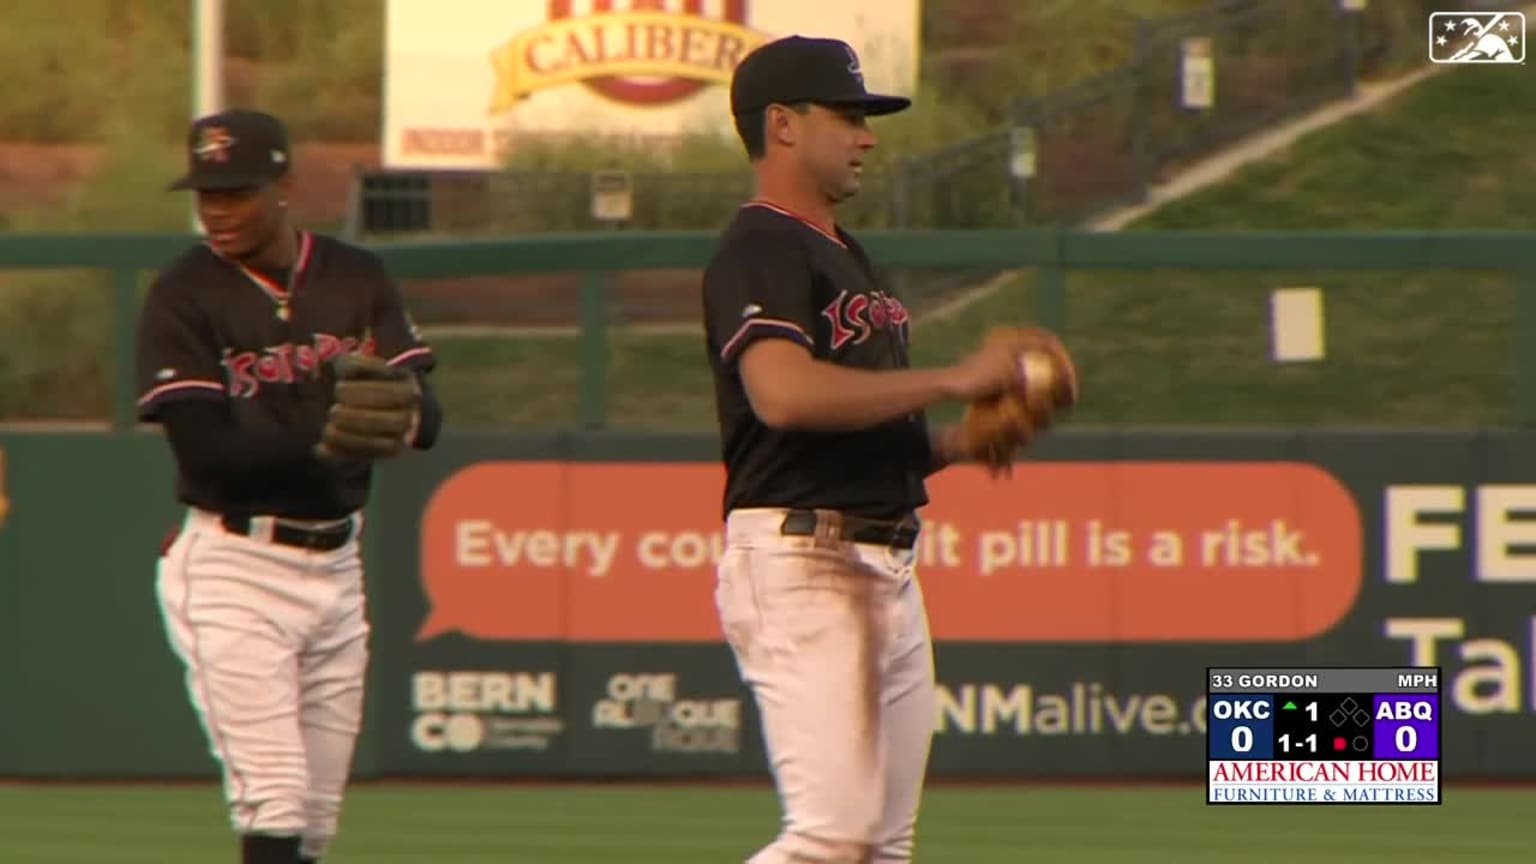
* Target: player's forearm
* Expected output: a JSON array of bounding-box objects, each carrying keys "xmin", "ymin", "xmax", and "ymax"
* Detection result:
[
  {"xmin": 411, "ymin": 374, "xmax": 443, "ymax": 450},
  {"xmin": 751, "ymin": 360, "xmax": 955, "ymax": 430},
  {"xmin": 926, "ymin": 424, "xmax": 959, "ymax": 475},
  {"xmin": 159, "ymin": 400, "xmax": 320, "ymax": 481}
]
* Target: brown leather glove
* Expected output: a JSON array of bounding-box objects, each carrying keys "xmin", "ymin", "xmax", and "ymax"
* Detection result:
[
  {"xmin": 314, "ymin": 353, "xmax": 421, "ymax": 462},
  {"xmin": 952, "ymin": 325, "xmax": 1078, "ymax": 475}
]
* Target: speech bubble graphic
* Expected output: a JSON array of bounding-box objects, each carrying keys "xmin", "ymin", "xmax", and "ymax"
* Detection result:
[
  {"xmin": 417, "ymin": 461, "xmax": 730, "ymax": 641},
  {"xmin": 921, "ymin": 461, "xmax": 1362, "ymax": 641},
  {"xmin": 416, "ymin": 461, "xmax": 1362, "ymax": 643}
]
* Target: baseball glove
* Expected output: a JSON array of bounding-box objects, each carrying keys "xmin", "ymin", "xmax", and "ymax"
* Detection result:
[
  {"xmin": 954, "ymin": 325, "xmax": 1078, "ymax": 475},
  {"xmin": 314, "ymin": 353, "xmax": 421, "ymax": 462}
]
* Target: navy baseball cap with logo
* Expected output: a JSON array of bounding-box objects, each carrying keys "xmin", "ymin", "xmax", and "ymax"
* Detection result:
[
  {"xmin": 169, "ymin": 108, "xmax": 292, "ymax": 191},
  {"xmin": 730, "ymin": 35, "xmax": 911, "ymax": 117}
]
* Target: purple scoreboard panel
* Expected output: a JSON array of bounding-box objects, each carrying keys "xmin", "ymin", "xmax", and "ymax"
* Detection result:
[{"xmin": 1205, "ymin": 666, "xmax": 1441, "ymax": 805}]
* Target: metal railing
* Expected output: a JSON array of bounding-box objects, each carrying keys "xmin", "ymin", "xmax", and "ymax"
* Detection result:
[{"xmin": 2, "ymin": 229, "xmax": 1534, "ymax": 432}]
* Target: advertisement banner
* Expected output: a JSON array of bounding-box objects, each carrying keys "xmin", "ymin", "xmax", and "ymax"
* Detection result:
[
  {"xmin": 381, "ymin": 0, "xmax": 923, "ymax": 169},
  {"xmin": 5, "ymin": 429, "xmax": 1531, "ymax": 780},
  {"xmin": 365, "ymin": 431, "xmax": 1536, "ymax": 779},
  {"xmin": 561, "ymin": 645, "xmax": 758, "ymax": 775},
  {"xmin": 387, "ymin": 639, "xmax": 569, "ymax": 774},
  {"xmin": 413, "ymin": 460, "xmax": 1361, "ymax": 643}
]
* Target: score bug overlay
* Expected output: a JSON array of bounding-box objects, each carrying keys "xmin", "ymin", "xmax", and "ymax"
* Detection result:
[{"xmin": 1206, "ymin": 666, "xmax": 1441, "ymax": 805}]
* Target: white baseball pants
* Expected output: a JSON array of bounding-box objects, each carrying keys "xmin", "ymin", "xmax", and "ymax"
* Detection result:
[
  {"xmin": 716, "ymin": 508, "xmax": 938, "ymax": 864},
  {"xmin": 156, "ymin": 508, "xmax": 369, "ymax": 861}
]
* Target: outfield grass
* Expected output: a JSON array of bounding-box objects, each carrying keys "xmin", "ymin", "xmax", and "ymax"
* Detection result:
[
  {"xmin": 0, "ymin": 782, "xmax": 1525, "ymax": 863},
  {"xmin": 425, "ymin": 63, "xmax": 1536, "ymax": 431}
]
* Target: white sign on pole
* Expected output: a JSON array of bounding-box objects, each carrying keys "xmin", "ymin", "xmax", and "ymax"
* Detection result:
[
  {"xmin": 590, "ymin": 170, "xmax": 634, "ymax": 224},
  {"xmin": 1271, "ymin": 287, "xmax": 1326, "ymax": 363},
  {"xmin": 1180, "ymin": 36, "xmax": 1215, "ymax": 110}
]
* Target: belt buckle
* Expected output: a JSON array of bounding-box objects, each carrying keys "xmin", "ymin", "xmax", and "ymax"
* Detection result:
[
  {"xmin": 322, "ymin": 520, "xmax": 352, "ymax": 550},
  {"xmin": 877, "ymin": 516, "xmax": 914, "ymax": 551},
  {"xmin": 299, "ymin": 528, "xmax": 325, "ymax": 551},
  {"xmin": 812, "ymin": 509, "xmax": 843, "ymax": 549}
]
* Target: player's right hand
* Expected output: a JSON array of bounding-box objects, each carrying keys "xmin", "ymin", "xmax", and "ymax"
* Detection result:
[{"xmin": 942, "ymin": 340, "xmax": 1025, "ymax": 401}]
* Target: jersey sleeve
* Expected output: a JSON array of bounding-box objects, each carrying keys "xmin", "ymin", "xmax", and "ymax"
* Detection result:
[
  {"xmin": 368, "ymin": 260, "xmax": 435, "ymax": 373},
  {"xmin": 704, "ymin": 228, "xmax": 818, "ymax": 367},
  {"xmin": 135, "ymin": 273, "xmax": 227, "ymax": 422}
]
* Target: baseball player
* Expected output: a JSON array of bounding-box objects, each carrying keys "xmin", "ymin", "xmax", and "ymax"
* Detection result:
[
  {"xmin": 135, "ymin": 109, "xmax": 442, "ymax": 864},
  {"xmin": 702, "ymin": 36, "xmax": 1052, "ymax": 863}
]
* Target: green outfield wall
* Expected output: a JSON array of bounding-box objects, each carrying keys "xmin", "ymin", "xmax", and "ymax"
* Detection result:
[{"xmin": 1, "ymin": 428, "xmax": 1533, "ymax": 780}]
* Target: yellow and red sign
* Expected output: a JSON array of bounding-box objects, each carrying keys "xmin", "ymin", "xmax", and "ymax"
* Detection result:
[
  {"xmin": 489, "ymin": 1, "xmax": 769, "ymax": 111},
  {"xmin": 383, "ymin": 0, "xmax": 921, "ymax": 169},
  {"xmin": 417, "ymin": 461, "xmax": 1363, "ymax": 643}
]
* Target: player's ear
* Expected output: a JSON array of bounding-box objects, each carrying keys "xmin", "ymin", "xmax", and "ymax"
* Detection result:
[
  {"xmin": 765, "ymin": 104, "xmax": 801, "ymax": 149},
  {"xmin": 274, "ymin": 172, "xmax": 295, "ymax": 209}
]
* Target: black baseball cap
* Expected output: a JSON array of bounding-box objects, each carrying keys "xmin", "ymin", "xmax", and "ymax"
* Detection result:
[
  {"xmin": 169, "ymin": 109, "xmax": 291, "ymax": 191},
  {"xmin": 730, "ymin": 35, "xmax": 911, "ymax": 118}
]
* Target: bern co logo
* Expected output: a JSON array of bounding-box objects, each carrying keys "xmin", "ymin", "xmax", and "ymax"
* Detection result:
[{"xmin": 489, "ymin": 0, "xmax": 769, "ymax": 111}]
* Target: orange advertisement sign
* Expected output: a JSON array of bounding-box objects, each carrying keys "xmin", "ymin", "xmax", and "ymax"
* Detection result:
[{"xmin": 418, "ymin": 461, "xmax": 1362, "ymax": 643}]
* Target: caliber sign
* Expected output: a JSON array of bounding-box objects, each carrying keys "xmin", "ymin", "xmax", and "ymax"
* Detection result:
[
  {"xmin": 489, "ymin": 0, "xmax": 762, "ymax": 111},
  {"xmin": 383, "ymin": 0, "xmax": 922, "ymax": 169}
]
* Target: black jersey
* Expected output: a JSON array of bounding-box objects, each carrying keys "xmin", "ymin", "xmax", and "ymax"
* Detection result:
[
  {"xmin": 702, "ymin": 202, "xmax": 932, "ymax": 521},
  {"xmin": 135, "ymin": 230, "xmax": 436, "ymax": 519}
]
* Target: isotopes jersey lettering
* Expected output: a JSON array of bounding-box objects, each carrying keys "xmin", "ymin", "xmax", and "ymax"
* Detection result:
[
  {"xmin": 136, "ymin": 230, "xmax": 435, "ymax": 519},
  {"xmin": 702, "ymin": 202, "xmax": 931, "ymax": 520}
]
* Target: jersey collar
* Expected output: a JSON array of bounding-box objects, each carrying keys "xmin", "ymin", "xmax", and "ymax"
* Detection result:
[
  {"xmin": 209, "ymin": 230, "xmax": 313, "ymax": 320},
  {"xmin": 742, "ymin": 200, "xmax": 848, "ymax": 249}
]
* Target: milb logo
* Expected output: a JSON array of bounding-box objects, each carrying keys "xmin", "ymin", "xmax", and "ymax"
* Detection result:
[{"xmin": 1428, "ymin": 11, "xmax": 1524, "ymax": 63}]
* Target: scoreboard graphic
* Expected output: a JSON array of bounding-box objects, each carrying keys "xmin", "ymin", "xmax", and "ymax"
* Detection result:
[{"xmin": 1206, "ymin": 666, "xmax": 1441, "ymax": 805}]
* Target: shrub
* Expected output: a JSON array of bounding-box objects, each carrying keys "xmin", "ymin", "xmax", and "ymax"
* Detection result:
[
  {"xmin": 0, "ymin": 104, "xmax": 187, "ymax": 421},
  {"xmin": 443, "ymin": 77, "xmax": 998, "ymax": 233}
]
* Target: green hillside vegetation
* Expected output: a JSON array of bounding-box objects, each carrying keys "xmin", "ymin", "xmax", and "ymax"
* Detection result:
[
  {"xmin": 0, "ymin": 0, "xmax": 1450, "ymax": 423},
  {"xmin": 424, "ymin": 65, "xmax": 1533, "ymax": 431},
  {"xmin": 5, "ymin": 0, "xmax": 1412, "ymax": 233}
]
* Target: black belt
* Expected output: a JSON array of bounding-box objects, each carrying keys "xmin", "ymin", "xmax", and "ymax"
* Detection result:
[
  {"xmin": 221, "ymin": 514, "xmax": 355, "ymax": 552},
  {"xmin": 779, "ymin": 509, "xmax": 920, "ymax": 550}
]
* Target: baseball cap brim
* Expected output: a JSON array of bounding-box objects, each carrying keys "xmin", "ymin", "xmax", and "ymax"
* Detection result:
[
  {"xmin": 848, "ymin": 93, "xmax": 912, "ymax": 116},
  {"xmin": 168, "ymin": 172, "xmax": 274, "ymax": 191},
  {"xmin": 745, "ymin": 94, "xmax": 914, "ymax": 116}
]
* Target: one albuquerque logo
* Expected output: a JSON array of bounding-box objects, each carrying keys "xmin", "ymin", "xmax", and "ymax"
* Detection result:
[{"xmin": 488, "ymin": 0, "xmax": 771, "ymax": 111}]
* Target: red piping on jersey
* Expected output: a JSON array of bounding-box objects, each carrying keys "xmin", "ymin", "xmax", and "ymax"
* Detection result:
[
  {"xmin": 742, "ymin": 200, "xmax": 847, "ymax": 249},
  {"xmin": 209, "ymin": 230, "xmax": 313, "ymax": 307},
  {"xmin": 138, "ymin": 379, "xmax": 225, "ymax": 406},
  {"xmin": 719, "ymin": 317, "xmax": 813, "ymax": 361},
  {"xmin": 387, "ymin": 346, "xmax": 432, "ymax": 366}
]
